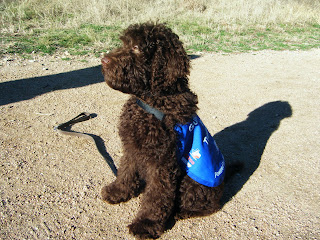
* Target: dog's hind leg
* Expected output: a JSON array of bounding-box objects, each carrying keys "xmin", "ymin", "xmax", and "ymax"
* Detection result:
[{"xmin": 176, "ymin": 176, "xmax": 224, "ymax": 219}]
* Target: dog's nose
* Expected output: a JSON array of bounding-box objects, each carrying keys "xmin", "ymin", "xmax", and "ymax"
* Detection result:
[{"xmin": 101, "ymin": 57, "xmax": 111, "ymax": 65}]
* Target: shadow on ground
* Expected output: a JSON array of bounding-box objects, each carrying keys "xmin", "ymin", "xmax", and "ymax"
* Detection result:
[
  {"xmin": 0, "ymin": 65, "xmax": 104, "ymax": 106},
  {"xmin": 0, "ymin": 55, "xmax": 201, "ymax": 107},
  {"xmin": 214, "ymin": 101, "xmax": 293, "ymax": 205}
]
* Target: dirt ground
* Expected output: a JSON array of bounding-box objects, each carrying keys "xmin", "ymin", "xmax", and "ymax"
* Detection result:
[{"xmin": 0, "ymin": 49, "xmax": 319, "ymax": 239}]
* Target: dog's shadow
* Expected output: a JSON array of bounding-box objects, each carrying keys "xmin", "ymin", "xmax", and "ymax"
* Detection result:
[{"xmin": 213, "ymin": 101, "xmax": 292, "ymax": 205}]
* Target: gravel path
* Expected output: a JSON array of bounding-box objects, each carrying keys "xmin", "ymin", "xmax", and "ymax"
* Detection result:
[{"xmin": 1, "ymin": 49, "xmax": 319, "ymax": 239}]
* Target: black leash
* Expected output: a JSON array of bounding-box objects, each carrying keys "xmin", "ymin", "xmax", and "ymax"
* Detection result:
[
  {"xmin": 54, "ymin": 112, "xmax": 117, "ymax": 176},
  {"xmin": 54, "ymin": 100, "xmax": 163, "ymax": 176}
]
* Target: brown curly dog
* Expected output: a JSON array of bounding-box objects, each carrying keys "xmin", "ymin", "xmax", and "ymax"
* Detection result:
[{"xmin": 101, "ymin": 22, "xmax": 224, "ymax": 239}]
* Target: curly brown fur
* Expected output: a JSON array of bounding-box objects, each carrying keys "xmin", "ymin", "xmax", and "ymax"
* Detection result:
[{"xmin": 101, "ymin": 22, "xmax": 224, "ymax": 239}]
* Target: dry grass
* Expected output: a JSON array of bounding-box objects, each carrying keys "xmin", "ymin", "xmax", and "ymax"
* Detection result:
[
  {"xmin": 2, "ymin": 0, "xmax": 319, "ymax": 30},
  {"xmin": 0, "ymin": 0, "xmax": 319, "ymax": 54}
]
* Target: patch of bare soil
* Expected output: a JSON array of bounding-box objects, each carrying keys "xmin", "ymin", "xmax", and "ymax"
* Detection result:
[{"xmin": 1, "ymin": 50, "xmax": 319, "ymax": 239}]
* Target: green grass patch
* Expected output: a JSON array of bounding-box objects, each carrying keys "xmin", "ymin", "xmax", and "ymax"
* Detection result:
[
  {"xmin": 1, "ymin": 21, "xmax": 319, "ymax": 56},
  {"xmin": 0, "ymin": 24, "xmax": 123, "ymax": 55},
  {"xmin": 174, "ymin": 21, "xmax": 320, "ymax": 53}
]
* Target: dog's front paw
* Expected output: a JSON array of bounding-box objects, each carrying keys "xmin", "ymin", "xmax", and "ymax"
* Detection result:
[
  {"xmin": 101, "ymin": 184, "xmax": 131, "ymax": 204},
  {"xmin": 128, "ymin": 218, "xmax": 164, "ymax": 239}
]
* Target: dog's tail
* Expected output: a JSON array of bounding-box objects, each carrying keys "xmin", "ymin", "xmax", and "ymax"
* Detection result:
[{"xmin": 224, "ymin": 162, "xmax": 244, "ymax": 183}]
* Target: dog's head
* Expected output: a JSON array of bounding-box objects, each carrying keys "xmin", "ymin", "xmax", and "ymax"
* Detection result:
[{"xmin": 101, "ymin": 22, "xmax": 190, "ymax": 96}]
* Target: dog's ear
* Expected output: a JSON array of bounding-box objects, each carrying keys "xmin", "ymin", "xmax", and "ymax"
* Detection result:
[
  {"xmin": 150, "ymin": 29, "xmax": 190, "ymax": 92},
  {"xmin": 164, "ymin": 37, "xmax": 190, "ymax": 86}
]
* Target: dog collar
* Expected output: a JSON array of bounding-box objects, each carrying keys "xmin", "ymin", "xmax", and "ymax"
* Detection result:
[{"xmin": 136, "ymin": 99, "xmax": 165, "ymax": 121}]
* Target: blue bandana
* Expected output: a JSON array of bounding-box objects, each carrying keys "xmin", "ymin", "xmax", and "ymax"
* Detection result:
[{"xmin": 174, "ymin": 115, "xmax": 225, "ymax": 187}]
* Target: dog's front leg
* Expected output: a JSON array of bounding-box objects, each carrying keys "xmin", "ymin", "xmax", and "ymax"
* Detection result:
[
  {"xmin": 128, "ymin": 164, "xmax": 177, "ymax": 239},
  {"xmin": 101, "ymin": 155, "xmax": 142, "ymax": 204}
]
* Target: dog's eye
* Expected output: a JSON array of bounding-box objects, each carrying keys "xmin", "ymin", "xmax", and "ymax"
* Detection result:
[{"xmin": 132, "ymin": 45, "xmax": 140, "ymax": 53}]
